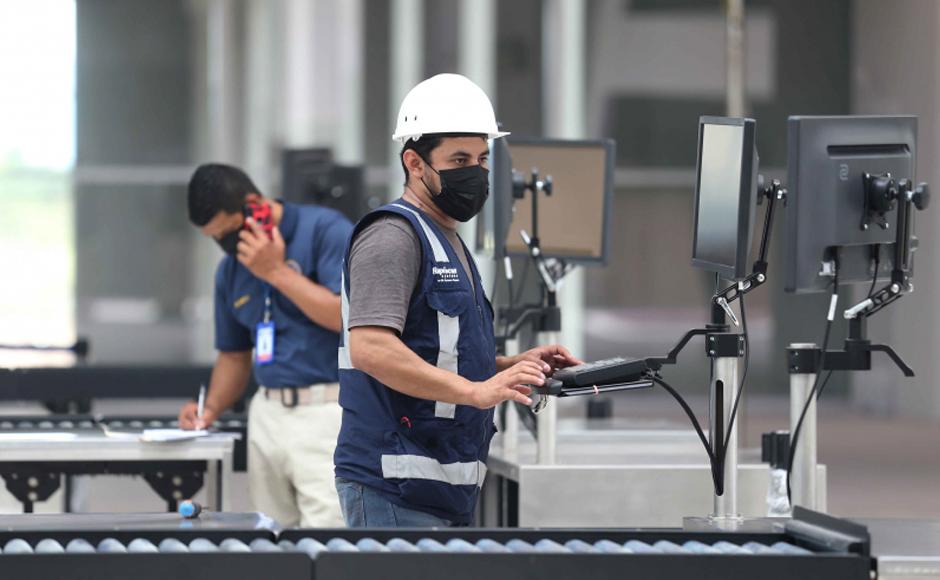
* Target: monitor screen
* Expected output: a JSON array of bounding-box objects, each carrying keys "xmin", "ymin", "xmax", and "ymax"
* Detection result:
[
  {"xmin": 501, "ymin": 139, "xmax": 614, "ymax": 263},
  {"xmin": 691, "ymin": 117, "xmax": 757, "ymax": 280}
]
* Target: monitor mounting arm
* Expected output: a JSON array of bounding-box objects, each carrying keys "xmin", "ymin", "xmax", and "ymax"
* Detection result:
[
  {"xmin": 712, "ymin": 176, "xmax": 787, "ymax": 325},
  {"xmin": 794, "ymin": 175, "xmax": 930, "ymax": 378},
  {"xmin": 497, "ymin": 169, "xmax": 576, "ymax": 348},
  {"xmin": 844, "ymin": 176, "xmax": 930, "ymax": 321}
]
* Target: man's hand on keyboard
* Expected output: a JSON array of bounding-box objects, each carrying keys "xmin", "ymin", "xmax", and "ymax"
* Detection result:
[{"xmin": 512, "ymin": 344, "xmax": 583, "ymax": 375}]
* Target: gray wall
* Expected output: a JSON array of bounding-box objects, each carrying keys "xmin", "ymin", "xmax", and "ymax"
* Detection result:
[
  {"xmin": 581, "ymin": 0, "xmax": 851, "ymax": 395},
  {"xmin": 851, "ymin": 0, "xmax": 940, "ymax": 418}
]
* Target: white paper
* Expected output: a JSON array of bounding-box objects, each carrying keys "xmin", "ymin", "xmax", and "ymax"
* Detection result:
[{"xmin": 139, "ymin": 429, "xmax": 210, "ymax": 443}]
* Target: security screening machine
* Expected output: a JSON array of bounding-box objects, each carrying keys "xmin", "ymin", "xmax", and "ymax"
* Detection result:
[
  {"xmin": 481, "ymin": 137, "xmax": 616, "ymax": 464},
  {"xmin": 782, "ymin": 115, "xmax": 930, "ymax": 511},
  {"xmin": 538, "ymin": 116, "xmax": 785, "ymax": 526}
]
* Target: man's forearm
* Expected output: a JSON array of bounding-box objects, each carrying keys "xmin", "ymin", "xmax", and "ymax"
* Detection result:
[
  {"xmin": 206, "ymin": 351, "xmax": 253, "ymax": 413},
  {"xmin": 350, "ymin": 327, "xmax": 477, "ymax": 406},
  {"xmin": 267, "ymin": 265, "xmax": 342, "ymax": 332}
]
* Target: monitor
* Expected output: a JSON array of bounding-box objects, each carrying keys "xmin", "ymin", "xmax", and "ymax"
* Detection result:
[
  {"xmin": 477, "ymin": 137, "xmax": 615, "ymax": 264},
  {"xmin": 784, "ymin": 115, "xmax": 917, "ymax": 294},
  {"xmin": 691, "ymin": 116, "xmax": 759, "ymax": 281},
  {"xmin": 281, "ymin": 148, "xmax": 371, "ymax": 223}
]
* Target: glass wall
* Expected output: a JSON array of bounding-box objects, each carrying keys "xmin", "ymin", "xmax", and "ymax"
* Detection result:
[{"xmin": 0, "ymin": 0, "xmax": 76, "ymax": 367}]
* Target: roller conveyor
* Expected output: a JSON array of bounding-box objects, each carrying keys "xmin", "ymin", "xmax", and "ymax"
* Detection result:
[{"xmin": 0, "ymin": 509, "xmax": 877, "ymax": 580}]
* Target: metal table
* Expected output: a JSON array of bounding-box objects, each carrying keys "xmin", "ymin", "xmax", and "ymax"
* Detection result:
[
  {"xmin": 860, "ymin": 518, "xmax": 940, "ymax": 579},
  {"xmin": 484, "ymin": 418, "xmax": 827, "ymax": 527},
  {"xmin": 0, "ymin": 511, "xmax": 278, "ymax": 538},
  {"xmin": 0, "ymin": 430, "xmax": 238, "ymax": 512}
]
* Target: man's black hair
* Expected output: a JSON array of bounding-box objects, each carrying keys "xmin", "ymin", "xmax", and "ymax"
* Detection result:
[
  {"xmin": 187, "ymin": 163, "xmax": 261, "ymax": 226},
  {"xmin": 400, "ymin": 132, "xmax": 486, "ymax": 184}
]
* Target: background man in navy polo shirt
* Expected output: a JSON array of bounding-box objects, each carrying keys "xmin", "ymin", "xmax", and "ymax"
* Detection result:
[{"xmin": 178, "ymin": 163, "xmax": 353, "ymax": 527}]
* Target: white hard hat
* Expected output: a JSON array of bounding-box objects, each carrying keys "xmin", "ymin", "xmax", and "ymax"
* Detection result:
[{"xmin": 392, "ymin": 73, "xmax": 510, "ymax": 143}]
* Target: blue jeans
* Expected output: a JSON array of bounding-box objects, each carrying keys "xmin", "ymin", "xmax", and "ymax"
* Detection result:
[{"xmin": 335, "ymin": 476, "xmax": 458, "ymax": 527}]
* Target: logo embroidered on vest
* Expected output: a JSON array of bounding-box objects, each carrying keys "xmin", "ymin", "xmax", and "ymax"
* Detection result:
[
  {"xmin": 432, "ymin": 266, "xmax": 460, "ymax": 284},
  {"xmin": 233, "ymin": 294, "xmax": 251, "ymax": 309}
]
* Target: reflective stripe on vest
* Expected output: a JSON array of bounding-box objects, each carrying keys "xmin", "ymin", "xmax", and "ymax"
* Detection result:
[
  {"xmin": 338, "ymin": 271, "xmax": 353, "ymax": 370},
  {"xmin": 381, "ymin": 454, "xmax": 487, "ymax": 487},
  {"xmin": 339, "ymin": 202, "xmax": 460, "ymax": 419}
]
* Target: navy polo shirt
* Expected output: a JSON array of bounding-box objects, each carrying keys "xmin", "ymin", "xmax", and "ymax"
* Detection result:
[{"xmin": 213, "ymin": 202, "xmax": 353, "ymax": 387}]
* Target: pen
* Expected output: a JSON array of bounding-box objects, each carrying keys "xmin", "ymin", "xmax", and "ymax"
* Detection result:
[{"xmin": 197, "ymin": 384, "xmax": 206, "ymax": 422}]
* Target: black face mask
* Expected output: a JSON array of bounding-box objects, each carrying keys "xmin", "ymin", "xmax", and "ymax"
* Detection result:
[
  {"xmin": 422, "ymin": 161, "xmax": 490, "ymax": 222},
  {"xmin": 215, "ymin": 226, "xmax": 241, "ymax": 256}
]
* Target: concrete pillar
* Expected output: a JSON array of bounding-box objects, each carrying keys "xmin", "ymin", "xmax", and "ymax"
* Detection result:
[
  {"xmin": 458, "ymin": 0, "xmax": 497, "ymax": 292},
  {"xmin": 388, "ymin": 0, "xmax": 424, "ymax": 200},
  {"xmin": 542, "ymin": 0, "xmax": 587, "ymax": 359},
  {"xmin": 188, "ymin": 0, "xmax": 244, "ymax": 363}
]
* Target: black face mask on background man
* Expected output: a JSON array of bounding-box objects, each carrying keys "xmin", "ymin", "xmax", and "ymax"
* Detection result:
[
  {"xmin": 421, "ymin": 159, "xmax": 490, "ymax": 222},
  {"xmin": 216, "ymin": 226, "xmax": 241, "ymax": 256}
]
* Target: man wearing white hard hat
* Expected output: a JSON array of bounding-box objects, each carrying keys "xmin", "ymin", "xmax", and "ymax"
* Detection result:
[{"xmin": 332, "ymin": 73, "xmax": 581, "ymax": 527}]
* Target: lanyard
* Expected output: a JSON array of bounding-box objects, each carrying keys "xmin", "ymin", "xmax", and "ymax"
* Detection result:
[{"xmin": 262, "ymin": 284, "xmax": 273, "ymax": 323}]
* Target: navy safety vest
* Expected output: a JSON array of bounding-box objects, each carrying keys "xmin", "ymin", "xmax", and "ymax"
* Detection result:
[{"xmin": 334, "ymin": 200, "xmax": 498, "ymax": 524}]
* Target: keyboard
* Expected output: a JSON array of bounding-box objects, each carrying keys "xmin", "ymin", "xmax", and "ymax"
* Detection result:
[{"xmin": 551, "ymin": 357, "xmax": 651, "ymax": 387}]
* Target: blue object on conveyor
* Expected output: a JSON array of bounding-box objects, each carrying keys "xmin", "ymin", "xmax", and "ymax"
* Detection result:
[{"xmin": 179, "ymin": 500, "xmax": 202, "ymax": 519}]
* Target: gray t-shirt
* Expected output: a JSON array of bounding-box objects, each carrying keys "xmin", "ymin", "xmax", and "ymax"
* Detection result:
[{"xmin": 347, "ymin": 214, "xmax": 475, "ymax": 333}]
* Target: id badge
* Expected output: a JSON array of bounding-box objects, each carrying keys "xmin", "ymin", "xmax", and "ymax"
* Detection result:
[{"xmin": 255, "ymin": 321, "xmax": 275, "ymax": 365}]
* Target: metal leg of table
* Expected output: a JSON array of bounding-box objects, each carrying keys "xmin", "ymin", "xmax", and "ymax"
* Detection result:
[
  {"xmin": 220, "ymin": 448, "xmax": 234, "ymax": 512},
  {"xmin": 205, "ymin": 459, "xmax": 220, "ymax": 511}
]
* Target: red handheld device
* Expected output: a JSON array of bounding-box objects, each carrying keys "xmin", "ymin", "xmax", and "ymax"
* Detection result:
[{"xmin": 243, "ymin": 201, "xmax": 274, "ymax": 239}]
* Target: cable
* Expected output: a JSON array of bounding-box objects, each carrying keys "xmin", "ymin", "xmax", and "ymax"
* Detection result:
[
  {"xmin": 716, "ymin": 293, "xmax": 749, "ymax": 492},
  {"xmin": 652, "ymin": 377, "xmax": 721, "ymax": 491},
  {"xmin": 785, "ymin": 268, "xmax": 840, "ymax": 504},
  {"xmin": 511, "ymin": 258, "xmax": 530, "ymax": 307},
  {"xmin": 815, "ymin": 362, "xmax": 837, "ymax": 400},
  {"xmin": 867, "ymin": 244, "xmax": 881, "ymax": 298}
]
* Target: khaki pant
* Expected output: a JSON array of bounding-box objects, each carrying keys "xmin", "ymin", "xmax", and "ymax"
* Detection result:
[{"xmin": 247, "ymin": 387, "xmax": 344, "ymax": 527}]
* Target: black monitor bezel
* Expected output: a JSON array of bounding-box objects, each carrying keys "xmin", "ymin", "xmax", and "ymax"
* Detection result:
[{"xmin": 691, "ymin": 116, "xmax": 758, "ymax": 281}]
